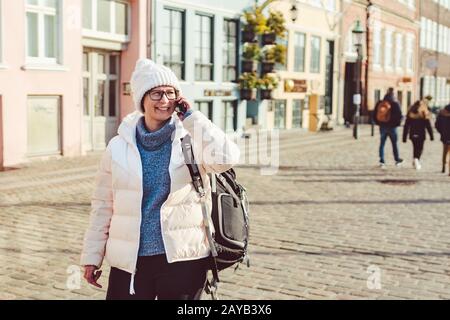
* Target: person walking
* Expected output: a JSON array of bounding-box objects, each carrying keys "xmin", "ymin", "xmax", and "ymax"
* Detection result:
[
  {"xmin": 373, "ymin": 88, "xmax": 404, "ymax": 169},
  {"xmin": 435, "ymin": 103, "xmax": 450, "ymax": 175},
  {"xmin": 402, "ymin": 100, "xmax": 434, "ymax": 170},
  {"xmin": 80, "ymin": 59, "xmax": 240, "ymax": 300}
]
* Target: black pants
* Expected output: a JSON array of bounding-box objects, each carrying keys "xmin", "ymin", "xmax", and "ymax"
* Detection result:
[
  {"xmin": 106, "ymin": 254, "xmax": 209, "ymax": 300},
  {"xmin": 411, "ymin": 138, "xmax": 425, "ymax": 159}
]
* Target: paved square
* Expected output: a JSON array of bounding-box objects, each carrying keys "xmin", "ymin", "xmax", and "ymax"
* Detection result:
[{"xmin": 1, "ymin": 125, "xmax": 449, "ymax": 299}]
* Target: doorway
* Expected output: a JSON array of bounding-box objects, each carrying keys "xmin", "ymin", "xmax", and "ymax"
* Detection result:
[
  {"xmin": 343, "ymin": 62, "xmax": 356, "ymax": 124},
  {"xmin": 324, "ymin": 40, "xmax": 334, "ymax": 115},
  {"xmin": 0, "ymin": 96, "xmax": 3, "ymax": 169},
  {"xmin": 82, "ymin": 49, "xmax": 120, "ymax": 151}
]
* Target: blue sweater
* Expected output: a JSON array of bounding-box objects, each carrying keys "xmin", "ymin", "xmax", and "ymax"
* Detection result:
[
  {"xmin": 135, "ymin": 111, "xmax": 193, "ymax": 256},
  {"xmin": 136, "ymin": 117, "xmax": 175, "ymax": 256}
]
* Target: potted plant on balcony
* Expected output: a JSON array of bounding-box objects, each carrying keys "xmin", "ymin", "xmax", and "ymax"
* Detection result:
[
  {"xmin": 239, "ymin": 72, "xmax": 259, "ymax": 100},
  {"xmin": 262, "ymin": 10, "xmax": 287, "ymax": 45},
  {"xmin": 241, "ymin": 43, "xmax": 261, "ymax": 72},
  {"xmin": 260, "ymin": 44, "xmax": 286, "ymax": 73},
  {"xmin": 242, "ymin": 6, "xmax": 267, "ymax": 43},
  {"xmin": 258, "ymin": 73, "xmax": 279, "ymax": 100}
]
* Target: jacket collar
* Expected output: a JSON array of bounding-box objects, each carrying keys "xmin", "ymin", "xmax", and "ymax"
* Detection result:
[{"xmin": 118, "ymin": 111, "xmax": 187, "ymax": 147}]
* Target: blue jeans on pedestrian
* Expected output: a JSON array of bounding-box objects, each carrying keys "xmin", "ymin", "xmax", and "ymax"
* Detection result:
[{"xmin": 379, "ymin": 126, "xmax": 400, "ymax": 163}]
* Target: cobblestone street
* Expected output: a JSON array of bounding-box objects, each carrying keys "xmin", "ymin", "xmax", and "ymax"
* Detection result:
[{"xmin": 1, "ymin": 125, "xmax": 450, "ymax": 300}]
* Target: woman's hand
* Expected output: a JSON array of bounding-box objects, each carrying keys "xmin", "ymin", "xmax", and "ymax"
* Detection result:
[
  {"xmin": 174, "ymin": 97, "xmax": 191, "ymax": 120},
  {"xmin": 84, "ymin": 265, "xmax": 103, "ymax": 288}
]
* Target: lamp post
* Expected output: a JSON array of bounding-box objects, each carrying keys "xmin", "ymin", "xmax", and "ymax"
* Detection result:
[
  {"xmin": 258, "ymin": 0, "xmax": 298, "ymax": 23},
  {"xmin": 289, "ymin": 1, "xmax": 298, "ymax": 22},
  {"xmin": 352, "ymin": 20, "xmax": 364, "ymax": 139}
]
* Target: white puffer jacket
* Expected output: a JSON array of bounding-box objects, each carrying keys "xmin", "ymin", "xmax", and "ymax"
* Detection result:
[{"xmin": 80, "ymin": 110, "xmax": 240, "ymax": 293}]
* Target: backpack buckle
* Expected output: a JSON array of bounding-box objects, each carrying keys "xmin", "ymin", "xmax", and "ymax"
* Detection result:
[{"xmin": 204, "ymin": 278, "xmax": 219, "ymax": 300}]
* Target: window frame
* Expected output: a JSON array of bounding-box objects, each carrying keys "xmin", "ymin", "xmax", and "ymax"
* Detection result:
[
  {"xmin": 25, "ymin": 0, "xmax": 62, "ymax": 65},
  {"xmin": 395, "ymin": 33, "xmax": 403, "ymax": 73},
  {"xmin": 405, "ymin": 34, "xmax": 414, "ymax": 73},
  {"xmin": 384, "ymin": 28, "xmax": 393, "ymax": 70},
  {"xmin": 222, "ymin": 18, "xmax": 238, "ymax": 83},
  {"xmin": 310, "ymin": 35, "xmax": 321, "ymax": 74},
  {"xmin": 194, "ymin": 101, "xmax": 213, "ymax": 120},
  {"xmin": 292, "ymin": 99, "xmax": 303, "ymax": 128},
  {"xmin": 293, "ymin": 32, "xmax": 306, "ymax": 72},
  {"xmin": 222, "ymin": 100, "xmax": 237, "ymax": 132},
  {"xmin": 372, "ymin": 23, "xmax": 382, "ymax": 67},
  {"xmin": 82, "ymin": 0, "xmax": 131, "ymax": 43},
  {"xmin": 162, "ymin": 7, "xmax": 186, "ymax": 80},
  {"xmin": 0, "ymin": 0, "xmax": 2, "ymax": 64},
  {"xmin": 194, "ymin": 13, "xmax": 214, "ymax": 82}
]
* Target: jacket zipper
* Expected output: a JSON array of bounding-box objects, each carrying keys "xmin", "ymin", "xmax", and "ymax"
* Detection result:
[{"xmin": 129, "ymin": 144, "xmax": 143, "ymax": 295}]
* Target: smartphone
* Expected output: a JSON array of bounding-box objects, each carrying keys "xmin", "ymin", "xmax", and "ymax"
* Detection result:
[{"xmin": 175, "ymin": 101, "xmax": 187, "ymax": 114}]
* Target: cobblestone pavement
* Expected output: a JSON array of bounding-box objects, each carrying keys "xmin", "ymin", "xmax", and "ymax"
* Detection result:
[{"xmin": 1, "ymin": 125, "xmax": 450, "ymax": 300}]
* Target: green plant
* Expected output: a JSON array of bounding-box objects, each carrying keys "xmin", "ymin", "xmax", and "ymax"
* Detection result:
[
  {"xmin": 242, "ymin": 43, "xmax": 261, "ymax": 60},
  {"xmin": 239, "ymin": 72, "xmax": 259, "ymax": 89},
  {"xmin": 257, "ymin": 74, "xmax": 279, "ymax": 90},
  {"xmin": 265, "ymin": 10, "xmax": 286, "ymax": 38},
  {"xmin": 260, "ymin": 44, "xmax": 286, "ymax": 64},
  {"xmin": 242, "ymin": 6, "xmax": 268, "ymax": 34}
]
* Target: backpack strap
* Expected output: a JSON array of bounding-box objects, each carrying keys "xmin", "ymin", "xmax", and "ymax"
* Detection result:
[{"xmin": 180, "ymin": 135, "xmax": 220, "ymax": 299}]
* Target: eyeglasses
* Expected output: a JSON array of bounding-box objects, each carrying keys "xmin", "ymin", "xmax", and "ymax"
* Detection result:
[{"xmin": 147, "ymin": 89, "xmax": 179, "ymax": 101}]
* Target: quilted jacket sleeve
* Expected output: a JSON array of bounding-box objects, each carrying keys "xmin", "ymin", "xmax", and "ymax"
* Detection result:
[
  {"xmin": 80, "ymin": 145, "xmax": 114, "ymax": 268},
  {"xmin": 182, "ymin": 110, "xmax": 240, "ymax": 174}
]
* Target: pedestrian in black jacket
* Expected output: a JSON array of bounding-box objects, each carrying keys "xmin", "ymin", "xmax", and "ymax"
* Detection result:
[
  {"xmin": 435, "ymin": 103, "xmax": 450, "ymax": 175},
  {"xmin": 373, "ymin": 88, "xmax": 403, "ymax": 168},
  {"xmin": 402, "ymin": 100, "xmax": 434, "ymax": 170}
]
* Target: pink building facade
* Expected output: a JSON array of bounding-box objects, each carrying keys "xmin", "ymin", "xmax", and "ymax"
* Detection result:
[{"xmin": 0, "ymin": 0, "xmax": 148, "ymax": 169}]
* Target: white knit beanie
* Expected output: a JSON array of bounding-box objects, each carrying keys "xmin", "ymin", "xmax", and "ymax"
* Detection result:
[{"xmin": 130, "ymin": 59, "xmax": 181, "ymax": 113}]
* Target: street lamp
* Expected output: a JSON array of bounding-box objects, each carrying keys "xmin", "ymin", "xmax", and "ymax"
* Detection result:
[
  {"xmin": 260, "ymin": 0, "xmax": 299, "ymax": 23},
  {"xmin": 290, "ymin": 1, "xmax": 298, "ymax": 22},
  {"xmin": 352, "ymin": 20, "xmax": 364, "ymax": 139}
]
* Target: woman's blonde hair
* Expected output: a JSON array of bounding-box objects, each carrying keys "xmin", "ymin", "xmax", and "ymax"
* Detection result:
[{"xmin": 408, "ymin": 100, "xmax": 430, "ymax": 119}]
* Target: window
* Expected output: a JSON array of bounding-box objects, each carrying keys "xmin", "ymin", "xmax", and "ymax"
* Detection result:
[
  {"xmin": 222, "ymin": 19, "xmax": 237, "ymax": 82},
  {"xmin": 273, "ymin": 100, "xmax": 286, "ymax": 129},
  {"xmin": 294, "ymin": 32, "xmax": 306, "ymax": 72},
  {"xmin": 432, "ymin": 21, "xmax": 437, "ymax": 51},
  {"xmin": 27, "ymin": 96, "xmax": 61, "ymax": 155},
  {"xmin": 406, "ymin": 34, "xmax": 414, "ymax": 72},
  {"xmin": 292, "ymin": 100, "xmax": 304, "ymax": 128},
  {"xmin": 82, "ymin": 0, "xmax": 129, "ymax": 36},
  {"xmin": 374, "ymin": 89, "xmax": 381, "ymax": 104},
  {"xmin": 407, "ymin": 91, "xmax": 412, "ymax": 108},
  {"xmin": 195, "ymin": 14, "xmax": 213, "ymax": 81},
  {"xmin": 438, "ymin": 24, "xmax": 444, "ymax": 53},
  {"xmin": 26, "ymin": 0, "xmax": 60, "ymax": 63},
  {"xmin": 426, "ymin": 19, "xmax": 432, "ymax": 49},
  {"xmin": 222, "ymin": 101, "xmax": 237, "ymax": 132},
  {"xmin": 163, "ymin": 8, "xmax": 185, "ymax": 80},
  {"xmin": 82, "ymin": 0, "xmax": 92, "ymax": 29},
  {"xmin": 397, "ymin": 90, "xmax": 403, "ymax": 107},
  {"xmin": 275, "ymin": 32, "xmax": 288, "ymax": 71},
  {"xmin": 395, "ymin": 34, "xmax": 403, "ymax": 71},
  {"xmin": 0, "ymin": 0, "xmax": 2, "ymax": 63},
  {"xmin": 384, "ymin": 29, "xmax": 393, "ymax": 69},
  {"xmin": 372, "ymin": 25, "xmax": 382, "ymax": 66},
  {"xmin": 420, "ymin": 17, "xmax": 426, "ymax": 48},
  {"xmin": 310, "ymin": 36, "xmax": 321, "ymax": 73},
  {"xmin": 194, "ymin": 101, "xmax": 212, "ymax": 120}
]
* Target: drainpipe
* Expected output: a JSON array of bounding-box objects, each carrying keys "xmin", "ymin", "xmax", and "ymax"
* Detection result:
[
  {"xmin": 364, "ymin": 0, "xmax": 372, "ymax": 122},
  {"xmin": 147, "ymin": 0, "xmax": 152, "ymax": 59},
  {"xmin": 336, "ymin": 0, "xmax": 344, "ymax": 126}
]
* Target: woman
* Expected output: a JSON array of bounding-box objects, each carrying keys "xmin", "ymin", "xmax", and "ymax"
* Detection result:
[
  {"xmin": 435, "ymin": 103, "xmax": 450, "ymax": 175},
  {"xmin": 402, "ymin": 100, "xmax": 434, "ymax": 170},
  {"xmin": 80, "ymin": 59, "xmax": 240, "ymax": 300}
]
